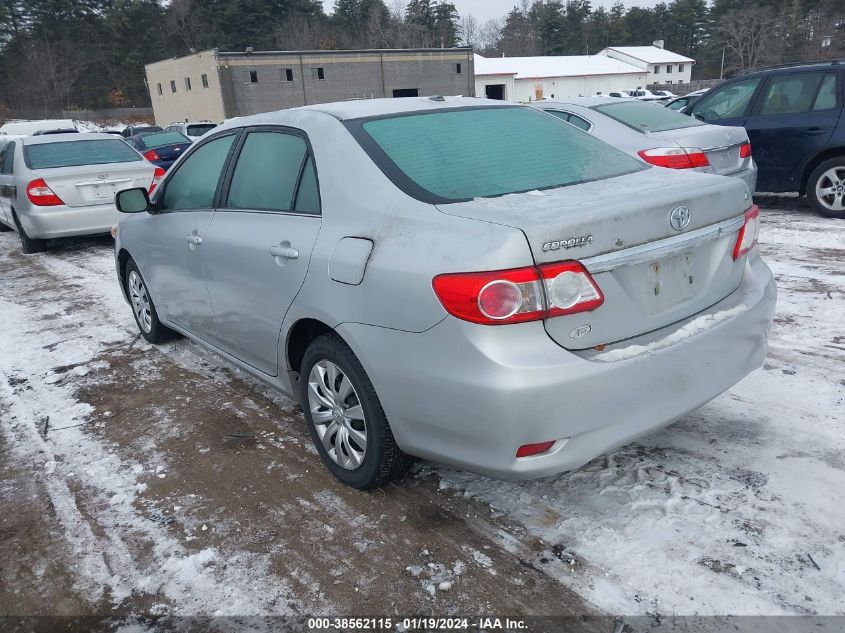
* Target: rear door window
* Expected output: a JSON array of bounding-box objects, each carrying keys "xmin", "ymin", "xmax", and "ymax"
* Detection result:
[
  {"xmin": 160, "ymin": 134, "xmax": 235, "ymax": 211},
  {"xmin": 813, "ymin": 74, "xmax": 838, "ymax": 111},
  {"xmin": 693, "ymin": 78, "xmax": 761, "ymax": 121},
  {"xmin": 24, "ymin": 139, "xmax": 142, "ymax": 169},
  {"xmin": 593, "ymin": 101, "xmax": 704, "ymax": 133},
  {"xmin": 757, "ymin": 73, "xmax": 824, "ymax": 116},
  {"xmin": 225, "ymin": 131, "xmax": 312, "ymax": 212},
  {"xmin": 352, "ymin": 107, "xmax": 644, "ymax": 203},
  {"xmin": 0, "ymin": 141, "xmax": 14, "ymax": 174}
]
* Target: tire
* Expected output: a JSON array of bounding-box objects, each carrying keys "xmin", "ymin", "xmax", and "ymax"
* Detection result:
[
  {"xmin": 807, "ymin": 157, "xmax": 845, "ymax": 218},
  {"xmin": 12, "ymin": 212, "xmax": 47, "ymax": 254},
  {"xmin": 0, "ymin": 220, "xmax": 12, "ymax": 233},
  {"xmin": 300, "ymin": 333, "xmax": 414, "ymax": 489},
  {"xmin": 124, "ymin": 258, "xmax": 178, "ymax": 344}
]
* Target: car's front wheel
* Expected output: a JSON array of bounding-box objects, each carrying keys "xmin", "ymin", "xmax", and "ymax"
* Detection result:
[
  {"xmin": 125, "ymin": 259, "xmax": 178, "ymax": 344},
  {"xmin": 807, "ymin": 157, "xmax": 845, "ymax": 218},
  {"xmin": 300, "ymin": 333, "xmax": 414, "ymax": 489}
]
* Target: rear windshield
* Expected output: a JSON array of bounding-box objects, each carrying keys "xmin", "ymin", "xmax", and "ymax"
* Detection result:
[
  {"xmin": 187, "ymin": 124, "xmax": 216, "ymax": 137},
  {"xmin": 352, "ymin": 107, "xmax": 645, "ymax": 203},
  {"xmin": 593, "ymin": 101, "xmax": 705, "ymax": 133},
  {"xmin": 140, "ymin": 132, "xmax": 190, "ymax": 148},
  {"xmin": 24, "ymin": 139, "xmax": 141, "ymax": 169}
]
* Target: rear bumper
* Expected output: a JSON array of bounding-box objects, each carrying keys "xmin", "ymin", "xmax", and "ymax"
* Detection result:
[
  {"xmin": 337, "ymin": 253, "xmax": 776, "ymax": 479},
  {"xmin": 17, "ymin": 203, "xmax": 121, "ymax": 239}
]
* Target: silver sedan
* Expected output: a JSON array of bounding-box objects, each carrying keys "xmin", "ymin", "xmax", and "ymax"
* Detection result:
[
  {"xmin": 0, "ymin": 133, "xmax": 158, "ymax": 253},
  {"xmin": 534, "ymin": 97, "xmax": 758, "ymax": 193},
  {"xmin": 112, "ymin": 97, "xmax": 776, "ymax": 489}
]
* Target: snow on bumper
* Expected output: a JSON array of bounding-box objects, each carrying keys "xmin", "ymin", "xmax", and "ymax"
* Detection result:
[{"xmin": 338, "ymin": 253, "xmax": 777, "ymax": 480}]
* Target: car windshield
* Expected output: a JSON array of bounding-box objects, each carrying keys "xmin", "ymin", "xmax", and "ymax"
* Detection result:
[
  {"xmin": 186, "ymin": 124, "xmax": 216, "ymax": 137},
  {"xmin": 24, "ymin": 139, "xmax": 141, "ymax": 169},
  {"xmin": 593, "ymin": 101, "xmax": 705, "ymax": 133},
  {"xmin": 139, "ymin": 132, "xmax": 190, "ymax": 148},
  {"xmin": 352, "ymin": 107, "xmax": 645, "ymax": 203}
]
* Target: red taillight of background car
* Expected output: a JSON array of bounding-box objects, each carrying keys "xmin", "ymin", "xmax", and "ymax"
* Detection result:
[
  {"xmin": 638, "ymin": 147, "xmax": 710, "ymax": 169},
  {"xmin": 733, "ymin": 204, "xmax": 760, "ymax": 261},
  {"xmin": 143, "ymin": 149, "xmax": 161, "ymax": 161},
  {"xmin": 26, "ymin": 178, "xmax": 64, "ymax": 206},
  {"xmin": 148, "ymin": 166, "xmax": 166, "ymax": 194},
  {"xmin": 432, "ymin": 261, "xmax": 604, "ymax": 326},
  {"xmin": 739, "ymin": 142, "xmax": 752, "ymax": 159}
]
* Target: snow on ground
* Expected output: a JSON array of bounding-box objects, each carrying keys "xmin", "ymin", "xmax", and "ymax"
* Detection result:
[
  {"xmin": 433, "ymin": 204, "xmax": 845, "ymax": 616},
  {"xmin": 0, "ymin": 244, "xmax": 305, "ymax": 615}
]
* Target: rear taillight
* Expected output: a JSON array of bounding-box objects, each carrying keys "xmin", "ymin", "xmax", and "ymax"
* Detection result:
[
  {"xmin": 638, "ymin": 147, "xmax": 710, "ymax": 169},
  {"xmin": 739, "ymin": 142, "xmax": 752, "ymax": 159},
  {"xmin": 148, "ymin": 166, "xmax": 166, "ymax": 194},
  {"xmin": 432, "ymin": 261, "xmax": 604, "ymax": 326},
  {"xmin": 143, "ymin": 149, "xmax": 161, "ymax": 161},
  {"xmin": 26, "ymin": 178, "xmax": 64, "ymax": 206},
  {"xmin": 516, "ymin": 441, "xmax": 556, "ymax": 458},
  {"xmin": 733, "ymin": 205, "xmax": 760, "ymax": 261}
]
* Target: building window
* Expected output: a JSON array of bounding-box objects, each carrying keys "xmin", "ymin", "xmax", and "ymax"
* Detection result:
[
  {"xmin": 249, "ymin": 70, "xmax": 258, "ymax": 83},
  {"xmin": 666, "ymin": 64, "xmax": 672, "ymax": 73},
  {"xmin": 156, "ymin": 83, "xmax": 163, "ymax": 96},
  {"xmin": 184, "ymin": 77, "xmax": 192, "ymax": 91},
  {"xmin": 653, "ymin": 65, "xmax": 660, "ymax": 74},
  {"xmin": 312, "ymin": 67, "xmax": 325, "ymax": 80},
  {"xmin": 678, "ymin": 64, "xmax": 684, "ymax": 73},
  {"xmin": 170, "ymin": 80, "xmax": 177, "ymax": 94},
  {"xmin": 456, "ymin": 63, "xmax": 462, "ymax": 74},
  {"xmin": 285, "ymin": 68, "xmax": 294, "ymax": 81},
  {"xmin": 201, "ymin": 73, "xmax": 209, "ymax": 88}
]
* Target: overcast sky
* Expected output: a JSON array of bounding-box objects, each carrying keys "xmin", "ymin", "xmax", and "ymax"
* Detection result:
[{"xmin": 320, "ymin": 1, "xmax": 662, "ymax": 23}]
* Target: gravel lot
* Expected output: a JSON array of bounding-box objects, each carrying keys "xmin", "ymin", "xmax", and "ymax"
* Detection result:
[{"xmin": 0, "ymin": 197, "xmax": 842, "ymax": 625}]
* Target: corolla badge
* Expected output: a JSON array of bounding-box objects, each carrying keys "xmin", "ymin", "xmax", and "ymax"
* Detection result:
[
  {"xmin": 542, "ymin": 235, "xmax": 593, "ymax": 252},
  {"xmin": 670, "ymin": 206, "xmax": 691, "ymax": 231}
]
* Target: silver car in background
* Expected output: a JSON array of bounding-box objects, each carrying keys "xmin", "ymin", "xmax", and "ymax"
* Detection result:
[
  {"xmin": 535, "ymin": 97, "xmax": 758, "ymax": 192},
  {"xmin": 113, "ymin": 97, "xmax": 776, "ymax": 489},
  {"xmin": 0, "ymin": 133, "xmax": 158, "ymax": 253}
]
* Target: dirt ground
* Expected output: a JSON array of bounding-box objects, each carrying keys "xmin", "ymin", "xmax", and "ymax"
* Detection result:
[{"xmin": 0, "ymin": 196, "xmax": 842, "ymax": 630}]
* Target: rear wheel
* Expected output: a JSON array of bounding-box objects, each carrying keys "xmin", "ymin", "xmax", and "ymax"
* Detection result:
[
  {"xmin": 13, "ymin": 212, "xmax": 47, "ymax": 254},
  {"xmin": 807, "ymin": 157, "xmax": 845, "ymax": 218},
  {"xmin": 125, "ymin": 259, "xmax": 178, "ymax": 344},
  {"xmin": 0, "ymin": 220, "xmax": 12, "ymax": 232},
  {"xmin": 300, "ymin": 334, "xmax": 414, "ymax": 489}
]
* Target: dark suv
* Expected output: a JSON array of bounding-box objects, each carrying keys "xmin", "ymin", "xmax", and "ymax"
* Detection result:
[{"xmin": 689, "ymin": 59, "xmax": 845, "ymax": 218}]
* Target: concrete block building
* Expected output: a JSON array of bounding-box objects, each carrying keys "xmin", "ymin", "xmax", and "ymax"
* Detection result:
[{"xmin": 145, "ymin": 48, "xmax": 475, "ymax": 124}]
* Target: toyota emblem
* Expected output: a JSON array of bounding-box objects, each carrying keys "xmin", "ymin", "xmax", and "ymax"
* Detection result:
[{"xmin": 670, "ymin": 206, "xmax": 691, "ymax": 231}]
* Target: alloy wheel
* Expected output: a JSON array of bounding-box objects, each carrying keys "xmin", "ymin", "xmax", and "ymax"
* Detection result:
[
  {"xmin": 128, "ymin": 270, "xmax": 153, "ymax": 333},
  {"xmin": 815, "ymin": 167, "xmax": 845, "ymax": 212},
  {"xmin": 307, "ymin": 360, "xmax": 367, "ymax": 470}
]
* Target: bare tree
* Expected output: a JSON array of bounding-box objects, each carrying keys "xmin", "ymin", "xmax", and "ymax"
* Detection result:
[
  {"xmin": 718, "ymin": 5, "xmax": 778, "ymax": 72},
  {"xmin": 461, "ymin": 13, "xmax": 478, "ymax": 48},
  {"xmin": 478, "ymin": 17, "xmax": 504, "ymax": 54}
]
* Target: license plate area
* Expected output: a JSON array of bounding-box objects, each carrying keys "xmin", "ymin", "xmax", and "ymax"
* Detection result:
[
  {"xmin": 92, "ymin": 183, "xmax": 116, "ymax": 199},
  {"xmin": 645, "ymin": 251, "xmax": 697, "ymax": 312}
]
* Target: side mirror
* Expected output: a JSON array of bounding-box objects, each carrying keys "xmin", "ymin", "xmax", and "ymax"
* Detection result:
[{"xmin": 115, "ymin": 187, "xmax": 151, "ymax": 214}]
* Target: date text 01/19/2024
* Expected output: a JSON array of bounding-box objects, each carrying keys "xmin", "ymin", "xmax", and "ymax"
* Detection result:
[{"xmin": 307, "ymin": 617, "xmax": 528, "ymax": 630}]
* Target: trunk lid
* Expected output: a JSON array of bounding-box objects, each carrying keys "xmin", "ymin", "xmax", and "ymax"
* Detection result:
[
  {"xmin": 648, "ymin": 124, "xmax": 750, "ymax": 176},
  {"xmin": 151, "ymin": 142, "xmax": 190, "ymax": 162},
  {"xmin": 437, "ymin": 168, "xmax": 751, "ymax": 350},
  {"xmin": 42, "ymin": 161, "xmax": 155, "ymax": 208}
]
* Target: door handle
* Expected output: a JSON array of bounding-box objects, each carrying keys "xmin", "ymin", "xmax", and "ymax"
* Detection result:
[
  {"xmin": 186, "ymin": 235, "xmax": 203, "ymax": 246},
  {"xmin": 805, "ymin": 127, "xmax": 826, "ymax": 136},
  {"xmin": 269, "ymin": 245, "xmax": 299, "ymax": 260}
]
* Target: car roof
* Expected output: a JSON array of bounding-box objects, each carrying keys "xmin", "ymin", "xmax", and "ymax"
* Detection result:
[
  {"xmin": 20, "ymin": 132, "xmax": 123, "ymax": 145},
  {"xmin": 735, "ymin": 59, "xmax": 844, "ymax": 79},
  {"xmin": 223, "ymin": 96, "xmax": 513, "ymax": 128},
  {"xmin": 538, "ymin": 96, "xmax": 639, "ymax": 108}
]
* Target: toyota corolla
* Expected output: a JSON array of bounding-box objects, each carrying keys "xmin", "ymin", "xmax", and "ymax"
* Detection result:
[{"xmin": 112, "ymin": 97, "xmax": 776, "ymax": 489}]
